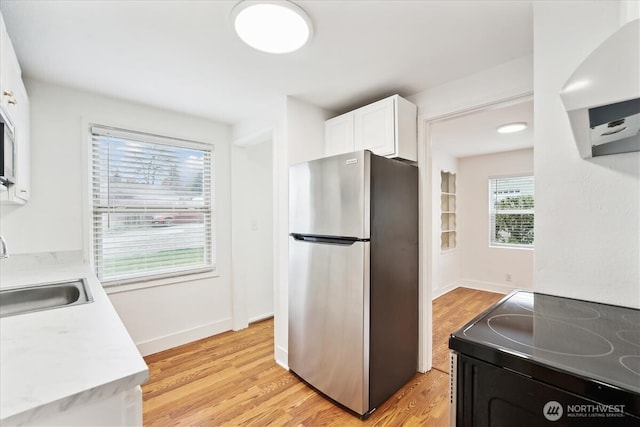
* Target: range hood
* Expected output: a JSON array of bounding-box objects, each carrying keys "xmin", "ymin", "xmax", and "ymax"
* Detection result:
[{"xmin": 560, "ymin": 18, "xmax": 640, "ymax": 158}]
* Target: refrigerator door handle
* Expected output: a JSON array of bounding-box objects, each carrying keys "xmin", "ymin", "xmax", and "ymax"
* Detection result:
[{"xmin": 290, "ymin": 233, "xmax": 369, "ymax": 245}]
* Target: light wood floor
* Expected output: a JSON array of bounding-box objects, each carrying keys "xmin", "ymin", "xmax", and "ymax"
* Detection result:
[
  {"xmin": 431, "ymin": 288, "xmax": 503, "ymax": 374},
  {"xmin": 142, "ymin": 287, "xmax": 503, "ymax": 426}
]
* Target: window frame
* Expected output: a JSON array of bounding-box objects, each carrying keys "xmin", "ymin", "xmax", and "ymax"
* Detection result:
[
  {"xmin": 88, "ymin": 124, "xmax": 216, "ymax": 287},
  {"xmin": 488, "ymin": 174, "xmax": 534, "ymax": 250}
]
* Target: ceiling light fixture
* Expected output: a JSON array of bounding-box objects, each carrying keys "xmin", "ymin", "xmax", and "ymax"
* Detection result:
[
  {"xmin": 497, "ymin": 122, "xmax": 528, "ymax": 134},
  {"xmin": 231, "ymin": 0, "xmax": 313, "ymax": 54}
]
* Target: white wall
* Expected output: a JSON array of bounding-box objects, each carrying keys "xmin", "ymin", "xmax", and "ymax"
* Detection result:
[
  {"xmin": 533, "ymin": 2, "xmax": 639, "ymax": 308},
  {"xmin": 286, "ymin": 97, "xmax": 330, "ymax": 165},
  {"xmin": 458, "ymin": 148, "xmax": 534, "ymax": 293},
  {"xmin": 0, "ymin": 79, "xmax": 234, "ymax": 355},
  {"xmin": 231, "ymin": 140, "xmax": 274, "ymax": 327},
  {"xmin": 272, "ymin": 97, "xmax": 331, "ymax": 368},
  {"xmin": 430, "ymin": 149, "xmax": 459, "ymax": 298},
  {"xmin": 232, "ymin": 96, "xmax": 329, "ymax": 369},
  {"xmin": 620, "ymin": 0, "xmax": 640, "ymax": 24},
  {"xmin": 409, "ymin": 55, "xmax": 533, "ymax": 121}
]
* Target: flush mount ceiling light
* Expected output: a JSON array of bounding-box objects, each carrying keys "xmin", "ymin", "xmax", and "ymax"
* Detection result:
[
  {"xmin": 231, "ymin": 0, "xmax": 313, "ymax": 54},
  {"xmin": 497, "ymin": 122, "xmax": 528, "ymax": 134}
]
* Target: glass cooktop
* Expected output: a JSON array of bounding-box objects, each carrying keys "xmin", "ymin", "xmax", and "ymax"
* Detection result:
[{"xmin": 450, "ymin": 291, "xmax": 640, "ymax": 395}]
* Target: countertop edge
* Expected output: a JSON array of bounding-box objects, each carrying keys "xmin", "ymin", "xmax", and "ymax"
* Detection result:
[{"xmin": 2, "ymin": 370, "xmax": 149, "ymax": 426}]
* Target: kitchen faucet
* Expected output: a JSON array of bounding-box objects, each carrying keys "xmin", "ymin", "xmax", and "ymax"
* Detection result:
[{"xmin": 0, "ymin": 235, "xmax": 8, "ymax": 259}]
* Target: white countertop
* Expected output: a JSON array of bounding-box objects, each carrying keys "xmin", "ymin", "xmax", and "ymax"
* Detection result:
[{"xmin": 0, "ymin": 263, "xmax": 149, "ymax": 426}]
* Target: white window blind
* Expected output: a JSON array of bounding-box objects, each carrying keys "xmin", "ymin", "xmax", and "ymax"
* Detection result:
[
  {"xmin": 489, "ymin": 175, "xmax": 534, "ymax": 248},
  {"xmin": 90, "ymin": 125, "xmax": 214, "ymax": 284}
]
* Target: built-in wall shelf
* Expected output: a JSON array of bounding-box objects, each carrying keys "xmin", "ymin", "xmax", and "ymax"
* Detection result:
[
  {"xmin": 441, "ymin": 230, "xmax": 456, "ymax": 250},
  {"xmin": 440, "ymin": 171, "xmax": 456, "ymax": 251}
]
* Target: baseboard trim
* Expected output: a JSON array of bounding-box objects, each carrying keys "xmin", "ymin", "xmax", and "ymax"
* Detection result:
[
  {"xmin": 275, "ymin": 345, "xmax": 288, "ymax": 370},
  {"xmin": 432, "ymin": 282, "xmax": 459, "ymax": 300},
  {"xmin": 432, "ymin": 280, "xmax": 523, "ymax": 300},
  {"xmin": 137, "ymin": 318, "xmax": 233, "ymax": 356},
  {"xmin": 458, "ymin": 279, "xmax": 522, "ymax": 295},
  {"xmin": 249, "ymin": 312, "xmax": 275, "ymax": 324}
]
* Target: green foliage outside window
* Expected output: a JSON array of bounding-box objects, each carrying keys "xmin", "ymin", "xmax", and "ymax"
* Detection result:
[{"xmin": 493, "ymin": 195, "xmax": 534, "ymax": 245}]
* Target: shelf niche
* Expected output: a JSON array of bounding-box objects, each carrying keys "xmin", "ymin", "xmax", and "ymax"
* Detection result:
[{"xmin": 440, "ymin": 171, "xmax": 456, "ymax": 251}]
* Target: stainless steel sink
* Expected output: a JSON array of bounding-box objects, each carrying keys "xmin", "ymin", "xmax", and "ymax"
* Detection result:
[{"xmin": 0, "ymin": 278, "xmax": 94, "ymax": 318}]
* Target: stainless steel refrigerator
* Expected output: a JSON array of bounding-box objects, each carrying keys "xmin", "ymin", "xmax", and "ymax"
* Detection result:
[{"xmin": 288, "ymin": 150, "xmax": 418, "ymax": 418}]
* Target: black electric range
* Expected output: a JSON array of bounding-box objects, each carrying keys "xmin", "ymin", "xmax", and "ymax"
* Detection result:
[{"xmin": 449, "ymin": 290, "xmax": 640, "ymax": 426}]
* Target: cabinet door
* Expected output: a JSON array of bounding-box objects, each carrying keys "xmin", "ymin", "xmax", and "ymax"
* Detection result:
[
  {"xmin": 0, "ymin": 13, "xmax": 29, "ymax": 205},
  {"xmin": 0, "ymin": 21, "xmax": 21, "ymax": 125},
  {"xmin": 354, "ymin": 97, "xmax": 395, "ymax": 157},
  {"xmin": 325, "ymin": 113, "xmax": 354, "ymax": 156},
  {"xmin": 12, "ymin": 78, "xmax": 29, "ymax": 202},
  {"xmin": 0, "ymin": 12, "xmax": 10, "ymax": 110},
  {"xmin": 0, "ymin": 13, "xmax": 6, "ymax": 104}
]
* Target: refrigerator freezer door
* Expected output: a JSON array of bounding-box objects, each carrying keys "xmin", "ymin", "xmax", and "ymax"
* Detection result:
[
  {"xmin": 289, "ymin": 151, "xmax": 369, "ymax": 239},
  {"xmin": 288, "ymin": 237, "xmax": 370, "ymax": 415}
]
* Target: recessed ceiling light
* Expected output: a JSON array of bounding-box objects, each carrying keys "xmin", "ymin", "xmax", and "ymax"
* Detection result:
[
  {"xmin": 232, "ymin": 1, "xmax": 313, "ymax": 54},
  {"xmin": 497, "ymin": 122, "xmax": 528, "ymax": 134}
]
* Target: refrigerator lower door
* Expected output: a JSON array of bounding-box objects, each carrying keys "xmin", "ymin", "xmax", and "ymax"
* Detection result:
[{"xmin": 288, "ymin": 237, "xmax": 370, "ymax": 415}]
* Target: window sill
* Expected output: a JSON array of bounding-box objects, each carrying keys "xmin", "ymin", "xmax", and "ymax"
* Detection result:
[
  {"xmin": 103, "ymin": 268, "xmax": 219, "ymax": 295},
  {"xmin": 489, "ymin": 244, "xmax": 534, "ymax": 251}
]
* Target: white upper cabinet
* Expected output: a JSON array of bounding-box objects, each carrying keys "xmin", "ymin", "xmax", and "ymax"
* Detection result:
[
  {"xmin": 0, "ymin": 14, "xmax": 21, "ymax": 124},
  {"xmin": 325, "ymin": 113, "xmax": 354, "ymax": 157},
  {"xmin": 354, "ymin": 97, "xmax": 396, "ymax": 156},
  {"xmin": 10, "ymin": 79, "xmax": 29, "ymax": 203},
  {"xmin": 1, "ymin": 12, "xmax": 30, "ymax": 204},
  {"xmin": 324, "ymin": 94, "xmax": 417, "ymax": 162}
]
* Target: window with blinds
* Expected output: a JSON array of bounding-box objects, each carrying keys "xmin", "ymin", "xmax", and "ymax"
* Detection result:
[
  {"xmin": 489, "ymin": 175, "xmax": 534, "ymax": 248},
  {"xmin": 90, "ymin": 125, "xmax": 214, "ymax": 284}
]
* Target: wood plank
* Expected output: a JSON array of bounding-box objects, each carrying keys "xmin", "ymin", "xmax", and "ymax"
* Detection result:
[
  {"xmin": 143, "ymin": 287, "xmax": 501, "ymax": 426},
  {"xmin": 431, "ymin": 287, "xmax": 504, "ymax": 373}
]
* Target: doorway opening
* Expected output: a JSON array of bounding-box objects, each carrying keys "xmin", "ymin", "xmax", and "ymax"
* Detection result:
[
  {"xmin": 420, "ymin": 94, "xmax": 534, "ymax": 372},
  {"xmin": 231, "ymin": 130, "xmax": 275, "ymax": 330}
]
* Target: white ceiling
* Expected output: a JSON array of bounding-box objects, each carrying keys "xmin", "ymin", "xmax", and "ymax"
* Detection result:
[
  {"xmin": 0, "ymin": 0, "xmax": 533, "ymax": 128},
  {"xmin": 431, "ymin": 98, "xmax": 534, "ymax": 158}
]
